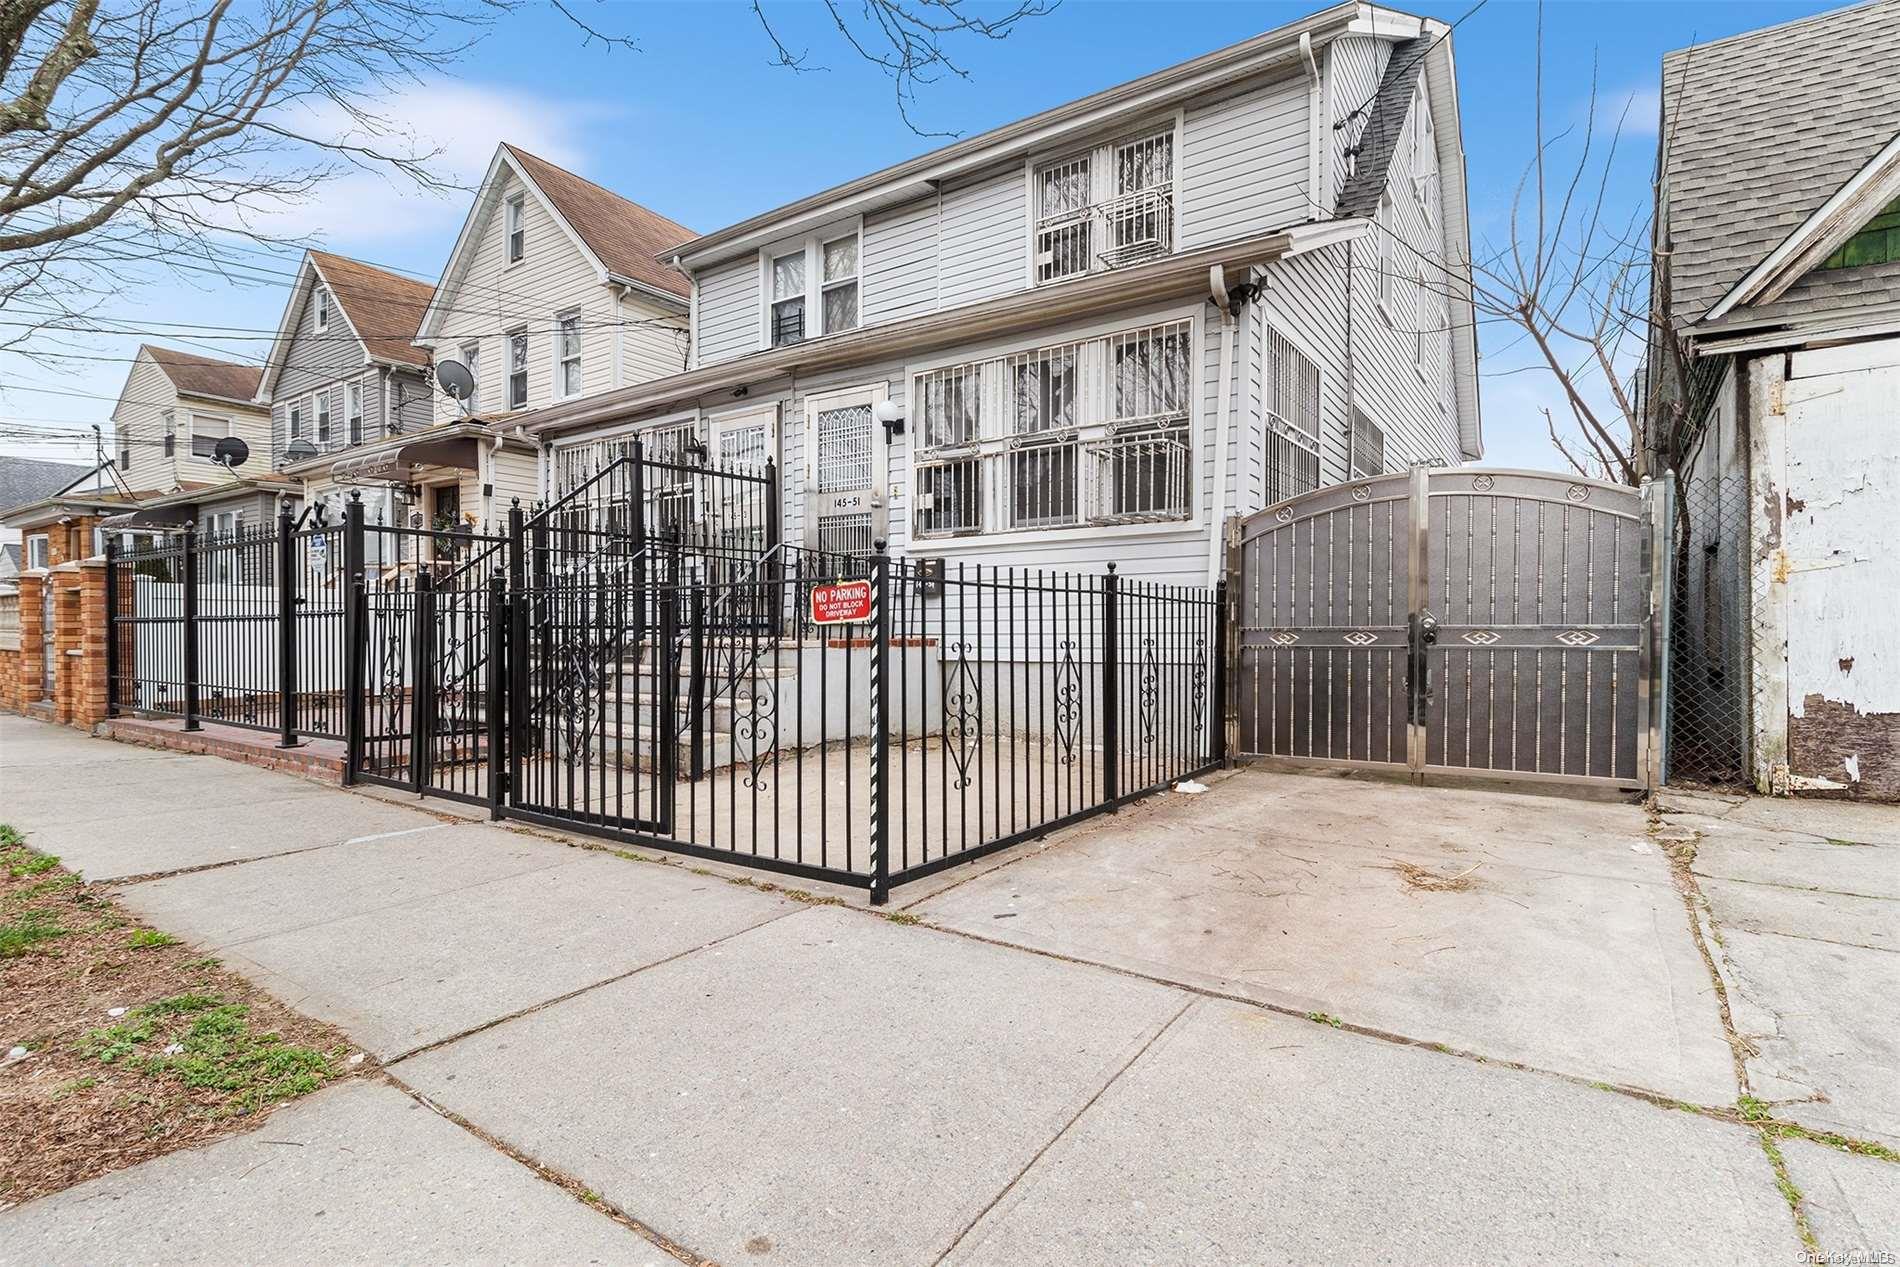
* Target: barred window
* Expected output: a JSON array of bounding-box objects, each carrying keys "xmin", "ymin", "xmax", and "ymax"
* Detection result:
[
  {"xmin": 911, "ymin": 318, "xmax": 1194, "ymax": 538},
  {"xmin": 1350, "ymin": 411, "xmax": 1386, "ymax": 479},
  {"xmin": 1265, "ymin": 327, "xmax": 1321, "ymax": 505}
]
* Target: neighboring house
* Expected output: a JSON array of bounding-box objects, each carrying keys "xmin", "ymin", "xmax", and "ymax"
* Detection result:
[
  {"xmin": 516, "ymin": 1, "xmax": 1479, "ymax": 586},
  {"xmin": 1649, "ymin": 0, "xmax": 1900, "ymax": 799},
  {"xmin": 0, "ymin": 457, "xmax": 96, "ymax": 580},
  {"xmin": 258, "ymin": 250, "xmax": 437, "ymax": 529},
  {"xmin": 288, "ymin": 145, "xmax": 697, "ymax": 532},
  {"xmin": 109, "ymin": 345, "xmax": 271, "ymax": 495},
  {"xmin": 412, "ymin": 143, "xmax": 697, "ymax": 430}
]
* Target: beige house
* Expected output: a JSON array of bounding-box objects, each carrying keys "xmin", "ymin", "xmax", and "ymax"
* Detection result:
[
  {"xmin": 110, "ymin": 345, "xmax": 269, "ymax": 496},
  {"xmin": 411, "ymin": 143, "xmax": 698, "ymax": 502}
]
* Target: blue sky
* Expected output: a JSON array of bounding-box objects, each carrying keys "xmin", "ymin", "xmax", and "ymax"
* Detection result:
[{"xmin": 0, "ymin": 0, "xmax": 1846, "ymax": 470}]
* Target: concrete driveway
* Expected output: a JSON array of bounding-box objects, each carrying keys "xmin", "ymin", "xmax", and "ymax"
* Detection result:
[{"xmin": 3, "ymin": 714, "xmax": 1894, "ymax": 1264}]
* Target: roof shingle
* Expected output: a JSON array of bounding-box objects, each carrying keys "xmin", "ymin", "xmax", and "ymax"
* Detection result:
[
  {"xmin": 144, "ymin": 345, "xmax": 263, "ymax": 403},
  {"xmin": 307, "ymin": 251, "xmax": 434, "ymax": 367},
  {"xmin": 504, "ymin": 145, "xmax": 695, "ymax": 300},
  {"xmin": 1660, "ymin": 0, "xmax": 1900, "ymax": 323}
]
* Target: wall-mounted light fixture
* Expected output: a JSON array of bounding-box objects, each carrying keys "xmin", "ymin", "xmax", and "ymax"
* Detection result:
[{"xmin": 875, "ymin": 398, "xmax": 905, "ymax": 443}]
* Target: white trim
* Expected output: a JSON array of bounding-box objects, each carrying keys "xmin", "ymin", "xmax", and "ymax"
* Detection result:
[{"xmin": 1704, "ymin": 132, "xmax": 1900, "ymax": 321}]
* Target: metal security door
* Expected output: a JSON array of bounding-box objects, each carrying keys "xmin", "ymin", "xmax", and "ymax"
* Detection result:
[
  {"xmin": 1234, "ymin": 467, "xmax": 1665, "ymax": 789},
  {"xmin": 805, "ymin": 386, "xmax": 888, "ymax": 559}
]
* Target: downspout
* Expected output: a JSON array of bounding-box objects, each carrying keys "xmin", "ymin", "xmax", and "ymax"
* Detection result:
[
  {"xmin": 513, "ymin": 424, "xmax": 548, "ymax": 503},
  {"xmin": 483, "ymin": 431, "xmax": 505, "ymax": 528},
  {"xmin": 1206, "ymin": 265, "xmax": 1238, "ymax": 588},
  {"xmin": 1300, "ymin": 33, "xmax": 1324, "ymax": 220}
]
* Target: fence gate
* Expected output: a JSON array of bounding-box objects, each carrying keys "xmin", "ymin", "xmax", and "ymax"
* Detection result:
[{"xmin": 1232, "ymin": 467, "xmax": 1667, "ymax": 789}]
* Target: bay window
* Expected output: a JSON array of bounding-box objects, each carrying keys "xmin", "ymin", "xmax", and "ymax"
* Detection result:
[{"xmin": 912, "ymin": 318, "xmax": 1195, "ymax": 540}]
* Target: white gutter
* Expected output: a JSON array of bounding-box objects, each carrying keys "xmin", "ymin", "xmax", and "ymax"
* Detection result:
[{"xmin": 1206, "ymin": 266, "xmax": 1237, "ymax": 589}]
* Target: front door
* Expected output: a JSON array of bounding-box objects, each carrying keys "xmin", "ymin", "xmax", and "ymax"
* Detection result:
[{"xmin": 804, "ymin": 385, "xmax": 888, "ymax": 559}]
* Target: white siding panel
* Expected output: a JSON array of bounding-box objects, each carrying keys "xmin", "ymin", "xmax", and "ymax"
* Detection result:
[
  {"xmin": 695, "ymin": 256, "xmax": 758, "ymax": 366},
  {"xmin": 1180, "ymin": 76, "xmax": 1310, "ymax": 248},
  {"xmin": 937, "ymin": 169, "xmax": 1026, "ymax": 309},
  {"xmin": 862, "ymin": 197, "xmax": 940, "ymax": 325}
]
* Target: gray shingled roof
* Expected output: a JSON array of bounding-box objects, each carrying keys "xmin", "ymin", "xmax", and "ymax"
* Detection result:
[
  {"xmin": 0, "ymin": 456, "xmax": 92, "ymax": 515},
  {"xmin": 1660, "ymin": 0, "xmax": 1900, "ymax": 324},
  {"xmin": 1337, "ymin": 37, "xmax": 1429, "ymax": 220}
]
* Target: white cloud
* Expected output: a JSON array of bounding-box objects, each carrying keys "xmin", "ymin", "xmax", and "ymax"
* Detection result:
[
  {"xmin": 1592, "ymin": 85, "xmax": 1660, "ymax": 141},
  {"xmin": 244, "ymin": 78, "xmax": 597, "ymax": 245}
]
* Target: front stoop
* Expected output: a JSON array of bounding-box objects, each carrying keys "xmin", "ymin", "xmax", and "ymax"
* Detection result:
[{"xmin": 98, "ymin": 717, "xmax": 347, "ymax": 783}]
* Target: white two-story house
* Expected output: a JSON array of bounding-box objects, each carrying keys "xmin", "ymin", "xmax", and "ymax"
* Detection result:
[{"xmin": 515, "ymin": 0, "xmax": 1479, "ymax": 588}]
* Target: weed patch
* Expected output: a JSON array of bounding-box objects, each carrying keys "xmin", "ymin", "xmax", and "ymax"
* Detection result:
[
  {"xmin": 126, "ymin": 929, "xmax": 181, "ymax": 949},
  {"xmin": 1, "ymin": 908, "xmax": 66, "ymax": 958}
]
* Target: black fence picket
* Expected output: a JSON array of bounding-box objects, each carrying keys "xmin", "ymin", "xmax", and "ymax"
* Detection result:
[{"xmin": 100, "ymin": 453, "xmax": 1223, "ymax": 901}]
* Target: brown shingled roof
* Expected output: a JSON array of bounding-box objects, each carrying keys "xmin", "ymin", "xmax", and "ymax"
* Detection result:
[
  {"xmin": 308, "ymin": 250, "xmax": 434, "ymax": 367},
  {"xmin": 145, "ymin": 345, "xmax": 263, "ymax": 403},
  {"xmin": 504, "ymin": 145, "xmax": 695, "ymax": 300}
]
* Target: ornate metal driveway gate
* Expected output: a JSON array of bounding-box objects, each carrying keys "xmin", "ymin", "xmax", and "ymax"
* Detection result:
[{"xmin": 1231, "ymin": 467, "xmax": 1669, "ymax": 789}]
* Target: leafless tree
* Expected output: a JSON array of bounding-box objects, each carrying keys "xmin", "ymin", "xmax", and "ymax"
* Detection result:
[
  {"xmin": 753, "ymin": 0, "xmax": 1057, "ymax": 138},
  {"xmin": 1, "ymin": 0, "xmax": 1055, "ymax": 352},
  {"xmin": 1362, "ymin": 12, "xmax": 1699, "ymax": 487}
]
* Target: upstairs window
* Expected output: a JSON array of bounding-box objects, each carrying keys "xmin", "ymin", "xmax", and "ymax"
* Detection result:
[
  {"xmin": 821, "ymin": 236, "xmax": 859, "ymax": 335},
  {"xmin": 912, "ymin": 318, "xmax": 1194, "ymax": 539},
  {"xmin": 192, "ymin": 414, "xmax": 233, "ymax": 460},
  {"xmin": 505, "ymin": 193, "xmax": 526, "ymax": 264},
  {"xmin": 1376, "ymin": 194, "xmax": 1397, "ymax": 313},
  {"xmin": 764, "ymin": 226, "xmax": 862, "ymax": 348},
  {"xmin": 162, "ymin": 410, "xmax": 175, "ymax": 456},
  {"xmin": 557, "ymin": 311, "xmax": 583, "ymax": 397},
  {"xmin": 25, "ymin": 534, "xmax": 49, "ymax": 570},
  {"xmin": 289, "ymin": 402, "xmax": 302, "ymax": 441},
  {"xmin": 1265, "ymin": 327, "xmax": 1321, "ymax": 505},
  {"xmin": 315, "ymin": 286, "xmax": 329, "ymax": 332},
  {"xmin": 1034, "ymin": 128, "xmax": 1175, "ymax": 284},
  {"xmin": 508, "ymin": 328, "xmax": 529, "ymax": 408},
  {"xmin": 1410, "ymin": 89, "xmax": 1437, "ymax": 224},
  {"xmin": 347, "ymin": 381, "xmax": 363, "ymax": 445},
  {"xmin": 120, "ymin": 444, "xmax": 131, "ymax": 473},
  {"xmin": 316, "ymin": 392, "xmax": 331, "ymax": 445},
  {"xmin": 459, "ymin": 342, "xmax": 481, "ymax": 409},
  {"xmin": 770, "ymin": 251, "xmax": 805, "ymax": 346},
  {"xmin": 1820, "ymin": 195, "xmax": 1900, "ymax": 270}
]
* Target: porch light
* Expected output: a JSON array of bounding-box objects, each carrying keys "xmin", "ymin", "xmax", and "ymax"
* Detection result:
[{"xmin": 875, "ymin": 398, "xmax": 904, "ymax": 442}]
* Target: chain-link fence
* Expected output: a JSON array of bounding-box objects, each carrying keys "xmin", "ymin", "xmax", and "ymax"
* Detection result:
[{"xmin": 1663, "ymin": 422, "xmax": 1754, "ymax": 789}]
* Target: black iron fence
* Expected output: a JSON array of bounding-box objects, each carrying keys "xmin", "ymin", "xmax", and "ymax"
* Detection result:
[{"xmin": 105, "ymin": 461, "xmax": 1224, "ymax": 901}]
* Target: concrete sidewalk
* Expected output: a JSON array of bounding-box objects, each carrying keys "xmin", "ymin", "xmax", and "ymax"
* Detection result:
[{"xmin": 3, "ymin": 715, "xmax": 1888, "ymax": 1264}]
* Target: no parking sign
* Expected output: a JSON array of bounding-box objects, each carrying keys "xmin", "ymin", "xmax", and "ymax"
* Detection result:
[{"xmin": 809, "ymin": 579, "xmax": 872, "ymax": 625}]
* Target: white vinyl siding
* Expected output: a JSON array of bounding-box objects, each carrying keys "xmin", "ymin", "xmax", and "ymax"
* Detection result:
[
  {"xmin": 422, "ymin": 166, "xmax": 685, "ymax": 426},
  {"xmin": 937, "ymin": 168, "xmax": 1026, "ymax": 308},
  {"xmin": 694, "ymin": 256, "xmax": 758, "ymax": 366},
  {"xmin": 861, "ymin": 198, "xmax": 939, "ymax": 325},
  {"xmin": 1179, "ymin": 74, "xmax": 1309, "ymax": 247}
]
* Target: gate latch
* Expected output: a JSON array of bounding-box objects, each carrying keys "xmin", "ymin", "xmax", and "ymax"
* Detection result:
[{"xmin": 1418, "ymin": 613, "xmax": 1440, "ymax": 646}]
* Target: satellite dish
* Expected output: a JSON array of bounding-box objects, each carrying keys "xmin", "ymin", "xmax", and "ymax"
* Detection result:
[
  {"xmin": 435, "ymin": 358, "xmax": 476, "ymax": 416},
  {"xmin": 213, "ymin": 436, "xmax": 251, "ymax": 469},
  {"xmin": 284, "ymin": 438, "xmax": 319, "ymax": 464}
]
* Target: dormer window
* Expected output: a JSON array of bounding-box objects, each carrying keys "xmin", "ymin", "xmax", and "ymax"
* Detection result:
[
  {"xmin": 764, "ymin": 225, "xmax": 862, "ymax": 348},
  {"xmin": 315, "ymin": 286, "xmax": 329, "ymax": 332},
  {"xmin": 506, "ymin": 193, "xmax": 526, "ymax": 263},
  {"xmin": 1035, "ymin": 128, "xmax": 1175, "ymax": 284}
]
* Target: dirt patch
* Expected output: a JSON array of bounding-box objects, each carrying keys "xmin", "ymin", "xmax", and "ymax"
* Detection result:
[
  {"xmin": 1, "ymin": 826, "xmax": 368, "ymax": 1209},
  {"xmin": 1382, "ymin": 861, "xmax": 1480, "ymax": 893}
]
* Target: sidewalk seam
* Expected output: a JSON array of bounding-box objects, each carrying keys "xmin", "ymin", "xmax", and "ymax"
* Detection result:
[{"xmin": 931, "ymin": 995, "xmax": 1197, "ymax": 1265}]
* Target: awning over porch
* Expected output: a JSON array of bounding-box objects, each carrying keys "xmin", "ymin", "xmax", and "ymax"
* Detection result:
[{"xmin": 328, "ymin": 434, "xmax": 481, "ymax": 484}]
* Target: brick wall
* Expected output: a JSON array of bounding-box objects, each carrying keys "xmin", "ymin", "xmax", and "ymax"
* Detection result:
[{"xmin": 1, "ymin": 558, "xmax": 111, "ymax": 730}]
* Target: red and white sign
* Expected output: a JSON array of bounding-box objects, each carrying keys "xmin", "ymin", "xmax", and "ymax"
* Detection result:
[{"xmin": 809, "ymin": 579, "xmax": 872, "ymax": 626}]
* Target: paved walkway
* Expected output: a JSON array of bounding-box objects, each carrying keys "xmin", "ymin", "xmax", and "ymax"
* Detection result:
[{"xmin": 3, "ymin": 715, "xmax": 1893, "ymax": 1265}]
